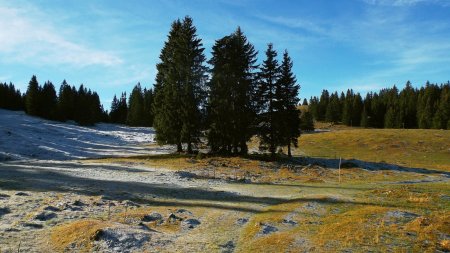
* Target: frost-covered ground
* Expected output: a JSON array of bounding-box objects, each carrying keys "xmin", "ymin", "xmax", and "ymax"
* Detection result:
[{"xmin": 0, "ymin": 109, "xmax": 171, "ymax": 161}]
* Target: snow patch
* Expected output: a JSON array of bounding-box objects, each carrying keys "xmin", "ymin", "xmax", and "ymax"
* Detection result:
[{"xmin": 0, "ymin": 109, "xmax": 170, "ymax": 160}]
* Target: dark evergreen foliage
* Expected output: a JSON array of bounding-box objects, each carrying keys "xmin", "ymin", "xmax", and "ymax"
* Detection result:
[
  {"xmin": 256, "ymin": 43, "xmax": 281, "ymax": 156},
  {"xmin": 20, "ymin": 76, "xmax": 106, "ymax": 125},
  {"xmin": 153, "ymin": 16, "xmax": 207, "ymax": 153},
  {"xmin": 308, "ymin": 81, "xmax": 449, "ymax": 129},
  {"xmin": 110, "ymin": 92, "xmax": 128, "ymax": 124},
  {"xmin": 275, "ymin": 50, "xmax": 301, "ymax": 157},
  {"xmin": 207, "ymin": 27, "xmax": 258, "ymax": 155},
  {"xmin": 0, "ymin": 82, "xmax": 24, "ymax": 110},
  {"xmin": 127, "ymin": 83, "xmax": 145, "ymax": 126},
  {"xmin": 299, "ymin": 110, "xmax": 314, "ymax": 131},
  {"xmin": 25, "ymin": 75, "xmax": 40, "ymax": 116},
  {"xmin": 41, "ymin": 81, "xmax": 58, "ymax": 120}
]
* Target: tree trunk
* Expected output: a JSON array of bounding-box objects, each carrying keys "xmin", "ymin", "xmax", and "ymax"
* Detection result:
[
  {"xmin": 187, "ymin": 142, "xmax": 193, "ymax": 154},
  {"xmin": 240, "ymin": 142, "xmax": 248, "ymax": 155},
  {"xmin": 177, "ymin": 142, "xmax": 183, "ymax": 153},
  {"xmin": 288, "ymin": 142, "xmax": 292, "ymax": 157}
]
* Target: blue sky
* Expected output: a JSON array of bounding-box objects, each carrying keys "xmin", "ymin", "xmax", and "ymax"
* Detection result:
[{"xmin": 1, "ymin": 0, "xmax": 449, "ymax": 108}]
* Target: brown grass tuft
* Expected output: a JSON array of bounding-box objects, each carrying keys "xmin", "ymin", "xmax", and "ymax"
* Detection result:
[{"xmin": 50, "ymin": 219, "xmax": 110, "ymax": 252}]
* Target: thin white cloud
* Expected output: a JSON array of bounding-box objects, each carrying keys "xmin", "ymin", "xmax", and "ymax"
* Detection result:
[
  {"xmin": 255, "ymin": 15, "xmax": 328, "ymax": 35},
  {"xmin": 363, "ymin": 0, "xmax": 450, "ymax": 7},
  {"xmin": 0, "ymin": 5, "xmax": 122, "ymax": 67}
]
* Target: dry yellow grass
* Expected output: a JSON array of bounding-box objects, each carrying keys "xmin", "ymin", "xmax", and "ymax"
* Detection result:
[
  {"xmin": 314, "ymin": 205, "xmax": 391, "ymax": 249},
  {"xmin": 50, "ymin": 219, "xmax": 110, "ymax": 252},
  {"xmin": 237, "ymin": 200, "xmax": 301, "ymax": 252},
  {"xmin": 296, "ymin": 128, "xmax": 450, "ymax": 171}
]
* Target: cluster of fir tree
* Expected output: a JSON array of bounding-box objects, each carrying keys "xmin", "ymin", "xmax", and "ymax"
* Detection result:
[
  {"xmin": 0, "ymin": 82, "xmax": 24, "ymax": 111},
  {"xmin": 24, "ymin": 75, "xmax": 108, "ymax": 125},
  {"xmin": 308, "ymin": 81, "xmax": 450, "ymax": 129},
  {"xmin": 297, "ymin": 105, "xmax": 315, "ymax": 132},
  {"xmin": 109, "ymin": 83, "xmax": 154, "ymax": 127},
  {"xmin": 153, "ymin": 16, "xmax": 302, "ymax": 156}
]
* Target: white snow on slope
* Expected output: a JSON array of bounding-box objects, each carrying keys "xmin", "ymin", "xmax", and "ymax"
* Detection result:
[{"xmin": 0, "ymin": 109, "xmax": 170, "ymax": 161}]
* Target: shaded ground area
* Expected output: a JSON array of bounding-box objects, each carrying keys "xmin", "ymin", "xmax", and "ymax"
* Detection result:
[{"xmin": 1, "ymin": 155, "xmax": 449, "ymax": 252}]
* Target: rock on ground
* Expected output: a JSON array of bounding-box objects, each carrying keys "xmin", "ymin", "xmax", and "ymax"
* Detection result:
[{"xmin": 94, "ymin": 227, "xmax": 151, "ymax": 253}]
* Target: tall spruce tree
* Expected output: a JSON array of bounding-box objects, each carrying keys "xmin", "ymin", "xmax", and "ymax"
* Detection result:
[
  {"xmin": 25, "ymin": 75, "xmax": 40, "ymax": 116},
  {"xmin": 325, "ymin": 92, "xmax": 341, "ymax": 123},
  {"xmin": 207, "ymin": 27, "xmax": 258, "ymax": 154},
  {"xmin": 153, "ymin": 16, "xmax": 207, "ymax": 153},
  {"xmin": 341, "ymin": 89, "xmax": 354, "ymax": 126},
  {"xmin": 276, "ymin": 50, "xmax": 301, "ymax": 157},
  {"xmin": 0, "ymin": 82, "xmax": 24, "ymax": 110},
  {"xmin": 256, "ymin": 43, "xmax": 280, "ymax": 156},
  {"xmin": 300, "ymin": 110, "xmax": 314, "ymax": 131},
  {"xmin": 143, "ymin": 88, "xmax": 154, "ymax": 127},
  {"xmin": 127, "ymin": 83, "xmax": 145, "ymax": 126},
  {"xmin": 58, "ymin": 80, "xmax": 76, "ymax": 121},
  {"xmin": 432, "ymin": 83, "xmax": 449, "ymax": 129},
  {"xmin": 41, "ymin": 81, "xmax": 58, "ymax": 120},
  {"xmin": 399, "ymin": 81, "xmax": 417, "ymax": 128}
]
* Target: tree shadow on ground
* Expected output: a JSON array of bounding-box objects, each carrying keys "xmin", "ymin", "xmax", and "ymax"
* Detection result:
[
  {"xmin": 290, "ymin": 156, "xmax": 450, "ymax": 177},
  {"xmin": 0, "ymin": 161, "xmax": 405, "ymax": 213}
]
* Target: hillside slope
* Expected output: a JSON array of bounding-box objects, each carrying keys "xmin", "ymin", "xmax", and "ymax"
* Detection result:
[
  {"xmin": 0, "ymin": 109, "xmax": 164, "ymax": 160},
  {"xmin": 297, "ymin": 128, "xmax": 450, "ymax": 171}
]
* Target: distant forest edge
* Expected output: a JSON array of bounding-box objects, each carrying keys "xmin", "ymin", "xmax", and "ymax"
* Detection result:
[
  {"xmin": 1, "ymin": 79, "xmax": 448, "ymax": 130},
  {"xmin": 307, "ymin": 81, "xmax": 450, "ymax": 129}
]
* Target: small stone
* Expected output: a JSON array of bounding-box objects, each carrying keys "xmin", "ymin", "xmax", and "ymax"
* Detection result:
[
  {"xmin": 15, "ymin": 192, "xmax": 29, "ymax": 196},
  {"xmin": 236, "ymin": 218, "xmax": 249, "ymax": 225},
  {"xmin": 260, "ymin": 223, "xmax": 278, "ymax": 235},
  {"xmin": 43, "ymin": 206, "xmax": 61, "ymax": 212},
  {"xmin": 219, "ymin": 241, "xmax": 235, "ymax": 253},
  {"xmin": 182, "ymin": 218, "xmax": 201, "ymax": 229},
  {"xmin": 175, "ymin": 209, "xmax": 192, "ymax": 215},
  {"xmin": 167, "ymin": 213, "xmax": 182, "ymax": 223},
  {"xmin": 282, "ymin": 219, "xmax": 297, "ymax": 226},
  {"xmin": 0, "ymin": 207, "xmax": 11, "ymax": 216},
  {"xmin": 21, "ymin": 223, "xmax": 43, "ymax": 229},
  {"xmin": 122, "ymin": 200, "xmax": 140, "ymax": 207},
  {"xmin": 142, "ymin": 212, "xmax": 163, "ymax": 222},
  {"xmin": 35, "ymin": 211, "xmax": 57, "ymax": 221},
  {"xmin": 4, "ymin": 227, "xmax": 21, "ymax": 232},
  {"xmin": 72, "ymin": 200, "xmax": 85, "ymax": 206},
  {"xmin": 0, "ymin": 193, "xmax": 10, "ymax": 199}
]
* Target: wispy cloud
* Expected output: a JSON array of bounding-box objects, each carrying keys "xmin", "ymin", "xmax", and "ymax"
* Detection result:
[
  {"xmin": 0, "ymin": 5, "xmax": 122, "ymax": 67},
  {"xmin": 254, "ymin": 14, "xmax": 328, "ymax": 35},
  {"xmin": 363, "ymin": 0, "xmax": 450, "ymax": 7}
]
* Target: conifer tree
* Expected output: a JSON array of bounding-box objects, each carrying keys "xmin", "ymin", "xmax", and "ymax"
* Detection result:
[
  {"xmin": 207, "ymin": 27, "xmax": 258, "ymax": 154},
  {"xmin": 58, "ymin": 80, "xmax": 76, "ymax": 121},
  {"xmin": 341, "ymin": 89, "xmax": 354, "ymax": 126},
  {"xmin": 308, "ymin": 96, "xmax": 320, "ymax": 120},
  {"xmin": 143, "ymin": 88, "xmax": 154, "ymax": 127},
  {"xmin": 41, "ymin": 81, "xmax": 58, "ymax": 120},
  {"xmin": 276, "ymin": 50, "xmax": 301, "ymax": 157},
  {"xmin": 302, "ymin": 98, "xmax": 308, "ymax": 106},
  {"xmin": 153, "ymin": 17, "xmax": 207, "ymax": 153},
  {"xmin": 325, "ymin": 92, "xmax": 341, "ymax": 123},
  {"xmin": 351, "ymin": 93, "xmax": 363, "ymax": 126},
  {"xmin": 317, "ymin": 90, "xmax": 330, "ymax": 121},
  {"xmin": 300, "ymin": 110, "xmax": 314, "ymax": 131},
  {"xmin": 0, "ymin": 82, "xmax": 24, "ymax": 110},
  {"xmin": 399, "ymin": 81, "xmax": 417, "ymax": 128},
  {"xmin": 432, "ymin": 84, "xmax": 449, "ymax": 129},
  {"xmin": 25, "ymin": 75, "xmax": 40, "ymax": 116},
  {"xmin": 256, "ymin": 43, "xmax": 280, "ymax": 156},
  {"xmin": 127, "ymin": 83, "xmax": 145, "ymax": 126}
]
